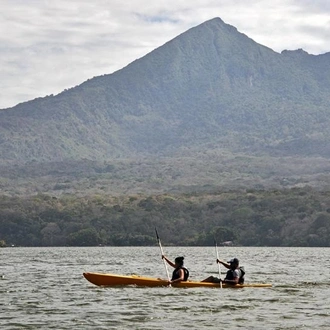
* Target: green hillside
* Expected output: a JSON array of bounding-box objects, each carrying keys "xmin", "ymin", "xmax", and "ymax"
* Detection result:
[{"xmin": 1, "ymin": 187, "xmax": 330, "ymax": 247}]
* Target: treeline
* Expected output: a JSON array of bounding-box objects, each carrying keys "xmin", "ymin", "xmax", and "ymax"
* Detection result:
[{"xmin": 1, "ymin": 187, "xmax": 330, "ymax": 247}]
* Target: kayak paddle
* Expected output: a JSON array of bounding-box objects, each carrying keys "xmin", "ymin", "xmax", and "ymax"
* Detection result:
[
  {"xmin": 155, "ymin": 228, "xmax": 171, "ymax": 283},
  {"xmin": 214, "ymin": 238, "xmax": 222, "ymax": 288}
]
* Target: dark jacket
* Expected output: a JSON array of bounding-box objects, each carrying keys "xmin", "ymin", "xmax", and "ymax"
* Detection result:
[
  {"xmin": 171, "ymin": 266, "xmax": 189, "ymax": 281},
  {"xmin": 225, "ymin": 267, "xmax": 245, "ymax": 284}
]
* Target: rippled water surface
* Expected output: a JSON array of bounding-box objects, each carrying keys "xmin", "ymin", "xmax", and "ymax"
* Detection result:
[{"xmin": 1, "ymin": 246, "xmax": 330, "ymax": 329}]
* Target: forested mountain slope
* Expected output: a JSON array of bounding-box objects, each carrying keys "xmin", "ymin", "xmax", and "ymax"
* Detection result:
[{"xmin": 1, "ymin": 17, "xmax": 330, "ymax": 165}]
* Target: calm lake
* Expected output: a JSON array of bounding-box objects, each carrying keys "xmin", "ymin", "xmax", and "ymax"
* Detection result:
[{"xmin": 1, "ymin": 246, "xmax": 330, "ymax": 329}]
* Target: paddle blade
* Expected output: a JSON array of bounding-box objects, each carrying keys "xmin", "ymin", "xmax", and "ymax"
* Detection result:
[
  {"xmin": 213, "ymin": 236, "xmax": 218, "ymax": 248},
  {"xmin": 155, "ymin": 227, "xmax": 160, "ymax": 241}
]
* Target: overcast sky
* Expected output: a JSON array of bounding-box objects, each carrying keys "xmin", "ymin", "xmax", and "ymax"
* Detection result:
[{"xmin": 1, "ymin": 0, "xmax": 330, "ymax": 109}]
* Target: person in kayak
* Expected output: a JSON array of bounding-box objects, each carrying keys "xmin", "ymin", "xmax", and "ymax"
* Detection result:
[
  {"xmin": 202, "ymin": 257, "xmax": 245, "ymax": 284},
  {"xmin": 162, "ymin": 255, "xmax": 189, "ymax": 284}
]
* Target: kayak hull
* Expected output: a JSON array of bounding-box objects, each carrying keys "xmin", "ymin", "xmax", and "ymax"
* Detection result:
[{"xmin": 83, "ymin": 272, "xmax": 272, "ymax": 288}]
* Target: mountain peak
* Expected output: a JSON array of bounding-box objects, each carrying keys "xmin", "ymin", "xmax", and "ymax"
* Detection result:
[
  {"xmin": 189, "ymin": 16, "xmax": 238, "ymax": 35},
  {"xmin": 202, "ymin": 16, "xmax": 225, "ymax": 25}
]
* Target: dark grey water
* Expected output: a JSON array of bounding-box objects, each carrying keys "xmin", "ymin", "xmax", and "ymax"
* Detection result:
[{"xmin": 1, "ymin": 246, "xmax": 329, "ymax": 329}]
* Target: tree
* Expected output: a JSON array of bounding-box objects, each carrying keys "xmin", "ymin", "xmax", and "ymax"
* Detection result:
[{"xmin": 68, "ymin": 228, "xmax": 100, "ymax": 246}]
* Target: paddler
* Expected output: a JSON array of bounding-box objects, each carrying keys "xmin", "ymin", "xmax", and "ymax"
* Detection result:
[
  {"xmin": 162, "ymin": 255, "xmax": 190, "ymax": 284},
  {"xmin": 202, "ymin": 257, "xmax": 245, "ymax": 284}
]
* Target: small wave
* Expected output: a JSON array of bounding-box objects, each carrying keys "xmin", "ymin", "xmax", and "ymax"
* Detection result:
[
  {"xmin": 298, "ymin": 281, "xmax": 330, "ymax": 287},
  {"xmin": 275, "ymin": 281, "xmax": 330, "ymax": 289}
]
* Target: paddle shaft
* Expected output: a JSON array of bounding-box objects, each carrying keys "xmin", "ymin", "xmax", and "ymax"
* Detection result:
[
  {"xmin": 214, "ymin": 240, "xmax": 222, "ymax": 288},
  {"xmin": 155, "ymin": 229, "xmax": 171, "ymax": 282}
]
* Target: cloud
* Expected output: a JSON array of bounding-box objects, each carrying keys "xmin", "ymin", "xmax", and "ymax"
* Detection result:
[{"xmin": 0, "ymin": 0, "xmax": 329, "ymax": 109}]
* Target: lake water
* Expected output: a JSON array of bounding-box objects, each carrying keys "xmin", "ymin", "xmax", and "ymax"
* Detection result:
[{"xmin": 1, "ymin": 246, "xmax": 330, "ymax": 329}]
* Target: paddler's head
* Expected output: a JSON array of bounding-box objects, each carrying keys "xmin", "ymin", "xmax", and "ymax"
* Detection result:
[
  {"xmin": 174, "ymin": 256, "xmax": 184, "ymax": 267},
  {"xmin": 228, "ymin": 258, "xmax": 239, "ymax": 269}
]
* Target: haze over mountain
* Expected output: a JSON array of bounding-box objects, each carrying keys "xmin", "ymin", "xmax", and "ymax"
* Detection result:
[{"xmin": 1, "ymin": 17, "xmax": 330, "ymax": 196}]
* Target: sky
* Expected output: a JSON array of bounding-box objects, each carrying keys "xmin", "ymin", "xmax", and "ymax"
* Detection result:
[{"xmin": 1, "ymin": 0, "xmax": 330, "ymax": 109}]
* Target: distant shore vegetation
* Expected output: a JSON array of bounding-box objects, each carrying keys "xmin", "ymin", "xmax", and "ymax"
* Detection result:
[{"xmin": 1, "ymin": 187, "xmax": 330, "ymax": 247}]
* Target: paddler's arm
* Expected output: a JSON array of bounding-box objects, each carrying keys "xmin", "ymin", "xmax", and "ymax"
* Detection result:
[
  {"xmin": 162, "ymin": 255, "xmax": 175, "ymax": 268},
  {"xmin": 216, "ymin": 259, "xmax": 231, "ymax": 269}
]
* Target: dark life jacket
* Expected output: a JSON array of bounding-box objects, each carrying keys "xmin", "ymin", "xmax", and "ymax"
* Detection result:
[
  {"xmin": 171, "ymin": 266, "xmax": 189, "ymax": 281},
  {"xmin": 225, "ymin": 267, "xmax": 245, "ymax": 284}
]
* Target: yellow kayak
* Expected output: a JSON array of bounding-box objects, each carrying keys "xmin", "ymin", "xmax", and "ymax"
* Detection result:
[{"xmin": 83, "ymin": 272, "xmax": 272, "ymax": 288}]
